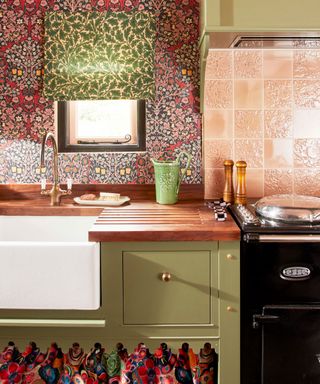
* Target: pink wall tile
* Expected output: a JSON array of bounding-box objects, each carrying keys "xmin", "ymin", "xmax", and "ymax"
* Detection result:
[
  {"xmin": 234, "ymin": 50, "xmax": 262, "ymax": 79},
  {"xmin": 204, "ymin": 110, "xmax": 233, "ymax": 138},
  {"xmin": 204, "ymin": 48, "xmax": 320, "ymax": 198},
  {"xmin": 234, "ymin": 80, "xmax": 263, "ymax": 109},
  {"xmin": 264, "ymin": 80, "xmax": 292, "ymax": 109},
  {"xmin": 294, "ymin": 139, "xmax": 320, "ymax": 167},
  {"xmin": 264, "ymin": 169, "xmax": 293, "ymax": 195},
  {"xmin": 294, "ymin": 169, "xmax": 320, "ymax": 196},
  {"xmin": 243, "ymin": 168, "xmax": 264, "ymax": 198},
  {"xmin": 234, "ymin": 139, "xmax": 263, "ymax": 168},
  {"xmin": 294, "ymin": 80, "xmax": 320, "ymax": 108},
  {"xmin": 293, "ymin": 50, "xmax": 320, "ymax": 79},
  {"xmin": 204, "ymin": 80, "xmax": 233, "ymax": 109},
  {"xmin": 264, "ymin": 139, "xmax": 293, "ymax": 168},
  {"xmin": 204, "ymin": 168, "xmax": 225, "ymax": 199},
  {"xmin": 294, "ymin": 110, "xmax": 320, "ymax": 138},
  {"xmin": 263, "ymin": 50, "xmax": 293, "ymax": 79},
  {"xmin": 204, "ymin": 139, "xmax": 233, "ymax": 168},
  {"xmin": 234, "ymin": 110, "xmax": 262, "ymax": 138},
  {"xmin": 206, "ymin": 50, "xmax": 232, "ymax": 79},
  {"xmin": 264, "ymin": 110, "xmax": 293, "ymax": 138}
]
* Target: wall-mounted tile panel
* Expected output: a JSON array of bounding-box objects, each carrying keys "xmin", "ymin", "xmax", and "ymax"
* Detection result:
[{"xmin": 204, "ymin": 48, "xmax": 320, "ymax": 198}]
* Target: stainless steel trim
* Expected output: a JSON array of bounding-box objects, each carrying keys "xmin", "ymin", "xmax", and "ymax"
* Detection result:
[
  {"xmin": 207, "ymin": 31, "xmax": 320, "ymax": 49},
  {"xmin": 257, "ymin": 234, "xmax": 320, "ymax": 243}
]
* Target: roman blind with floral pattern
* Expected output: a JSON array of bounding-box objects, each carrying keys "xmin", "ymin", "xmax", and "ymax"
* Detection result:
[{"xmin": 43, "ymin": 12, "xmax": 156, "ymax": 100}]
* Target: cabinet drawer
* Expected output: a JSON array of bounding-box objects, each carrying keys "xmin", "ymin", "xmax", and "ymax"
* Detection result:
[{"xmin": 123, "ymin": 250, "xmax": 217, "ymax": 325}]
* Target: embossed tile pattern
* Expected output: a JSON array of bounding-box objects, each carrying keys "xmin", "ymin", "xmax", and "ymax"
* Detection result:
[
  {"xmin": 294, "ymin": 169, "xmax": 320, "ymax": 196},
  {"xmin": 234, "ymin": 50, "xmax": 262, "ymax": 79},
  {"xmin": 264, "ymin": 110, "xmax": 293, "ymax": 138},
  {"xmin": 293, "ymin": 50, "xmax": 320, "ymax": 79},
  {"xmin": 234, "ymin": 139, "xmax": 263, "ymax": 168},
  {"xmin": 206, "ymin": 50, "xmax": 232, "ymax": 79},
  {"xmin": 264, "ymin": 80, "xmax": 292, "ymax": 109},
  {"xmin": 234, "ymin": 110, "xmax": 262, "ymax": 138},
  {"xmin": 294, "ymin": 139, "xmax": 320, "ymax": 168},
  {"xmin": 204, "ymin": 140, "xmax": 233, "ymax": 168},
  {"xmin": 294, "ymin": 80, "xmax": 320, "ymax": 108},
  {"xmin": 204, "ymin": 80, "xmax": 233, "ymax": 109},
  {"xmin": 204, "ymin": 48, "xmax": 320, "ymax": 198},
  {"xmin": 264, "ymin": 169, "xmax": 293, "ymax": 195}
]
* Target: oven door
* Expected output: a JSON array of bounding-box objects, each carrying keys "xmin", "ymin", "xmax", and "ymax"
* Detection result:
[{"xmin": 257, "ymin": 305, "xmax": 320, "ymax": 384}]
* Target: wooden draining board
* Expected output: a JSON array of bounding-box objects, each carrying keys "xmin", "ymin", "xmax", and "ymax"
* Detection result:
[
  {"xmin": 96, "ymin": 208, "xmax": 202, "ymax": 224},
  {"xmin": 89, "ymin": 201, "xmax": 240, "ymax": 242}
]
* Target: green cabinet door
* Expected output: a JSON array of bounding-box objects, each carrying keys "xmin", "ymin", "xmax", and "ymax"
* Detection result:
[{"xmin": 123, "ymin": 250, "xmax": 213, "ymax": 325}]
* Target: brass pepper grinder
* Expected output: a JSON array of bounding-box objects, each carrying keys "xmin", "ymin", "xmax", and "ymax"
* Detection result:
[
  {"xmin": 235, "ymin": 160, "xmax": 247, "ymax": 205},
  {"xmin": 223, "ymin": 160, "xmax": 234, "ymax": 203}
]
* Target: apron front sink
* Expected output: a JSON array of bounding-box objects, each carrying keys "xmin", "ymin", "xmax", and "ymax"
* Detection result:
[{"xmin": 0, "ymin": 216, "xmax": 100, "ymax": 310}]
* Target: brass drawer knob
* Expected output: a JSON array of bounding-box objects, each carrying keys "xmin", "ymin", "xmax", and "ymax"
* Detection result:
[
  {"xmin": 161, "ymin": 272, "xmax": 172, "ymax": 282},
  {"xmin": 227, "ymin": 306, "xmax": 235, "ymax": 312},
  {"xmin": 226, "ymin": 254, "xmax": 234, "ymax": 260}
]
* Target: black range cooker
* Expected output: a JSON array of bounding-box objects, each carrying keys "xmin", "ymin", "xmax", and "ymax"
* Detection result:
[{"xmin": 228, "ymin": 194, "xmax": 320, "ymax": 384}]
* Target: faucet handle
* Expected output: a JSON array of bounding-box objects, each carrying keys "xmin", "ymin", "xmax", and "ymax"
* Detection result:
[
  {"xmin": 67, "ymin": 178, "xmax": 73, "ymax": 193},
  {"xmin": 41, "ymin": 178, "xmax": 46, "ymax": 191}
]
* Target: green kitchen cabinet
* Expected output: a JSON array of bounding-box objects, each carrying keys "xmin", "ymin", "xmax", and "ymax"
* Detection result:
[
  {"xmin": 102, "ymin": 241, "xmax": 239, "ymax": 384},
  {"xmin": 0, "ymin": 241, "xmax": 239, "ymax": 384},
  {"xmin": 201, "ymin": 0, "xmax": 320, "ymax": 33}
]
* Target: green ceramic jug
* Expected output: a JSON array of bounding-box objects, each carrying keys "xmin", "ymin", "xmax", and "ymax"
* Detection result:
[{"xmin": 152, "ymin": 152, "xmax": 192, "ymax": 205}]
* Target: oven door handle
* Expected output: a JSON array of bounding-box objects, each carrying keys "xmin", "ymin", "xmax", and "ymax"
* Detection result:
[
  {"xmin": 252, "ymin": 314, "xmax": 280, "ymax": 329},
  {"xmin": 244, "ymin": 233, "xmax": 320, "ymax": 243}
]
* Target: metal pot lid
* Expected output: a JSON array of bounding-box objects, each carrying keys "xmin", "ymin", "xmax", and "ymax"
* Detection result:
[{"xmin": 254, "ymin": 194, "xmax": 320, "ymax": 223}]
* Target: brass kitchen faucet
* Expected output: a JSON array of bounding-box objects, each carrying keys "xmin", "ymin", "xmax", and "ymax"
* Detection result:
[{"xmin": 40, "ymin": 132, "xmax": 72, "ymax": 205}]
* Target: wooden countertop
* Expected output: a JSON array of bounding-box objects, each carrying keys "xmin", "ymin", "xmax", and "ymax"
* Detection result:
[
  {"xmin": 0, "ymin": 184, "xmax": 240, "ymax": 241},
  {"xmin": 89, "ymin": 200, "xmax": 240, "ymax": 242}
]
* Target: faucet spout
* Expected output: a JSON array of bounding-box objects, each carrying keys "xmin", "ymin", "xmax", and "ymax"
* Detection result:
[{"xmin": 40, "ymin": 132, "xmax": 72, "ymax": 206}]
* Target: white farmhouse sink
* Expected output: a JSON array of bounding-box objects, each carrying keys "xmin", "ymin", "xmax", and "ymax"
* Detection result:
[{"xmin": 0, "ymin": 216, "xmax": 100, "ymax": 310}]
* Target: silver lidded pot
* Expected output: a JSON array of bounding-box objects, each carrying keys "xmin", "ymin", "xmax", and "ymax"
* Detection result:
[{"xmin": 254, "ymin": 194, "xmax": 320, "ymax": 224}]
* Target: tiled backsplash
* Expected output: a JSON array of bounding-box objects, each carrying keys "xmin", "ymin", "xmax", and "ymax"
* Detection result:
[
  {"xmin": 1, "ymin": 0, "xmax": 201, "ymax": 184},
  {"xmin": 204, "ymin": 48, "xmax": 320, "ymax": 198}
]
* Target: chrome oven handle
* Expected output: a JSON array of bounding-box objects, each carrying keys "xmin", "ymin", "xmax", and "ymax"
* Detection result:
[{"xmin": 244, "ymin": 234, "xmax": 320, "ymax": 243}]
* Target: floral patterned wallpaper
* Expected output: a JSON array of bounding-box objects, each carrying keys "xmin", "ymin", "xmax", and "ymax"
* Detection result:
[{"xmin": 0, "ymin": 0, "xmax": 201, "ymax": 184}]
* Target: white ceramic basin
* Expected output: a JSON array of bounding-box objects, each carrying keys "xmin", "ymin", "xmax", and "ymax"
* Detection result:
[{"xmin": 0, "ymin": 216, "xmax": 100, "ymax": 310}]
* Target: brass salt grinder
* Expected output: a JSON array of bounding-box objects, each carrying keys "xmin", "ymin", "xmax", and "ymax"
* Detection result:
[
  {"xmin": 223, "ymin": 160, "xmax": 234, "ymax": 204},
  {"xmin": 235, "ymin": 160, "xmax": 247, "ymax": 205}
]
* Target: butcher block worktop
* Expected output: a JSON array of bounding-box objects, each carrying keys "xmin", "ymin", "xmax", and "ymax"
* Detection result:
[
  {"xmin": 89, "ymin": 200, "xmax": 240, "ymax": 242},
  {"xmin": 0, "ymin": 184, "xmax": 240, "ymax": 241}
]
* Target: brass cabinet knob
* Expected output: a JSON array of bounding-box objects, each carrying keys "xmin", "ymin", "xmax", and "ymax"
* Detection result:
[
  {"xmin": 226, "ymin": 253, "xmax": 234, "ymax": 260},
  {"xmin": 161, "ymin": 272, "xmax": 171, "ymax": 282},
  {"xmin": 227, "ymin": 306, "xmax": 235, "ymax": 312}
]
